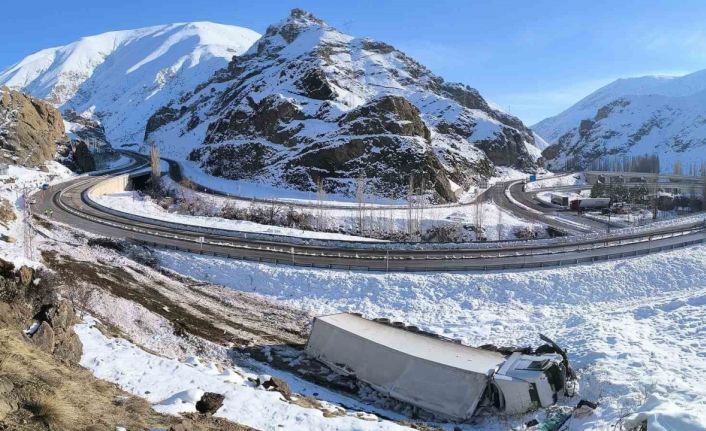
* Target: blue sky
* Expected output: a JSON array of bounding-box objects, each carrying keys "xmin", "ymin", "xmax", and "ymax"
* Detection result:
[{"xmin": 2, "ymin": 0, "xmax": 705, "ymax": 125}]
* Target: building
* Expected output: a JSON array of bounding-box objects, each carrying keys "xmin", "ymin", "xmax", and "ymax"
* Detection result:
[{"xmin": 305, "ymin": 313, "xmax": 570, "ymax": 421}]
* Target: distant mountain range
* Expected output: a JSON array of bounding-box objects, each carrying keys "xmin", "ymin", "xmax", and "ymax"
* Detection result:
[
  {"xmin": 0, "ymin": 22, "xmax": 260, "ymax": 147},
  {"xmin": 144, "ymin": 9, "xmax": 545, "ymax": 201},
  {"xmin": 534, "ymin": 70, "xmax": 706, "ymax": 172}
]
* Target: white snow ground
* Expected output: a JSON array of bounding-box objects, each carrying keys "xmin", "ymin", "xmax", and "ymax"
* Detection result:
[
  {"xmin": 76, "ymin": 318, "xmax": 413, "ymax": 431},
  {"xmin": 152, "ymin": 246, "xmax": 706, "ymax": 430},
  {"xmin": 94, "ymin": 190, "xmax": 385, "ymax": 242},
  {"xmin": 94, "ymin": 185, "xmax": 544, "ymax": 241},
  {"xmin": 0, "ymin": 162, "xmax": 74, "ymax": 266}
]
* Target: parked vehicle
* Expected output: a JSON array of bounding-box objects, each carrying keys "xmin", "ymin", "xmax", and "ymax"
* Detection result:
[
  {"xmin": 550, "ymin": 193, "xmax": 570, "ymax": 207},
  {"xmin": 569, "ymin": 197, "xmax": 611, "ymax": 211}
]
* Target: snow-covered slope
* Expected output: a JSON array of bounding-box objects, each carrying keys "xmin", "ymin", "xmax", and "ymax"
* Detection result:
[
  {"xmin": 534, "ymin": 70, "xmax": 706, "ymax": 170},
  {"xmin": 0, "ymin": 22, "xmax": 260, "ymax": 146},
  {"xmin": 146, "ymin": 9, "xmax": 542, "ymax": 202}
]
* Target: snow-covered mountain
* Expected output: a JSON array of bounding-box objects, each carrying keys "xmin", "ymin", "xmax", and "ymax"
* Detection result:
[
  {"xmin": 0, "ymin": 22, "xmax": 260, "ymax": 146},
  {"xmin": 146, "ymin": 9, "xmax": 543, "ymax": 202},
  {"xmin": 534, "ymin": 70, "xmax": 706, "ymax": 171}
]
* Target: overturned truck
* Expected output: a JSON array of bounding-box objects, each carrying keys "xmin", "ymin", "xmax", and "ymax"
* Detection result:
[{"xmin": 305, "ymin": 313, "xmax": 573, "ymax": 421}]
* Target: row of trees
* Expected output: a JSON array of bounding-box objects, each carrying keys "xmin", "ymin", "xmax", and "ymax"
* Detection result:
[{"xmin": 587, "ymin": 154, "xmax": 662, "ymax": 174}]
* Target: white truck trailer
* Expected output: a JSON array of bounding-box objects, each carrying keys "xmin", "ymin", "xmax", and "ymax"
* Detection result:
[{"xmin": 305, "ymin": 313, "xmax": 570, "ymax": 421}]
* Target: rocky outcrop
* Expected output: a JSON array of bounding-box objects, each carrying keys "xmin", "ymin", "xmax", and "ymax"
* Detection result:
[
  {"xmin": 71, "ymin": 141, "xmax": 97, "ymax": 172},
  {"xmin": 63, "ymin": 109, "xmax": 109, "ymax": 144},
  {"xmin": 146, "ymin": 9, "xmax": 541, "ymax": 202},
  {"xmin": 0, "ymin": 197, "xmax": 16, "ymax": 224},
  {"xmin": 339, "ymin": 95, "xmax": 430, "ymax": 139},
  {"xmin": 0, "ymin": 258, "xmax": 83, "ymax": 364},
  {"xmin": 0, "ymin": 87, "xmax": 67, "ymax": 167}
]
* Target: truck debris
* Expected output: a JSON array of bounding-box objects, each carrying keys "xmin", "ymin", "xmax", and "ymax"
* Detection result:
[{"xmin": 305, "ymin": 313, "xmax": 575, "ymax": 421}]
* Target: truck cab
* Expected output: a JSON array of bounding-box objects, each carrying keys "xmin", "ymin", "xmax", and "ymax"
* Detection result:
[{"xmin": 491, "ymin": 352, "xmax": 569, "ymax": 414}]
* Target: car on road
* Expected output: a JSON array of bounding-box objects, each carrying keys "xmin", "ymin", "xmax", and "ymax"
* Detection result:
[
  {"xmin": 28, "ymin": 198, "xmax": 37, "ymax": 205},
  {"xmin": 41, "ymin": 183, "xmax": 50, "ymax": 190}
]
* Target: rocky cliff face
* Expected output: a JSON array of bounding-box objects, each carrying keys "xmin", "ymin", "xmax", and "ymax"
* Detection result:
[
  {"xmin": 0, "ymin": 87, "xmax": 67, "ymax": 167},
  {"xmin": 146, "ymin": 9, "xmax": 541, "ymax": 202},
  {"xmin": 533, "ymin": 70, "xmax": 706, "ymax": 171}
]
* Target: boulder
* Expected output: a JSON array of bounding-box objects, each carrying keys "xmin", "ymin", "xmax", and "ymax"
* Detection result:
[
  {"xmin": 195, "ymin": 392, "xmax": 225, "ymax": 415},
  {"xmin": 18, "ymin": 265, "xmax": 33, "ymax": 287},
  {"xmin": 53, "ymin": 328, "xmax": 83, "ymax": 363},
  {"xmin": 32, "ymin": 321, "xmax": 55, "ymax": 354},
  {"xmin": 259, "ymin": 376, "xmax": 292, "ymax": 400},
  {"xmin": 52, "ymin": 301, "xmax": 79, "ymax": 330},
  {"xmin": 0, "ymin": 198, "xmax": 16, "ymax": 224}
]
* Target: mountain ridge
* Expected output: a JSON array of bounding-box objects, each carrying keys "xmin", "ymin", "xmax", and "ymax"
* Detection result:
[
  {"xmin": 534, "ymin": 70, "xmax": 706, "ymax": 171},
  {"xmin": 0, "ymin": 21, "xmax": 261, "ymax": 147},
  {"xmin": 146, "ymin": 9, "xmax": 543, "ymax": 202}
]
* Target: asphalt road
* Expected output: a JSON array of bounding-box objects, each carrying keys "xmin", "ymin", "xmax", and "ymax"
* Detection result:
[{"xmin": 32, "ymin": 154, "xmax": 706, "ymax": 272}]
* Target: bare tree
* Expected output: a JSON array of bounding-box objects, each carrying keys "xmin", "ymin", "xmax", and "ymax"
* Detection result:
[
  {"xmin": 409, "ymin": 177, "xmax": 414, "ymax": 238},
  {"xmin": 315, "ymin": 177, "xmax": 327, "ymax": 231},
  {"xmin": 355, "ymin": 176, "xmax": 366, "ymax": 235},
  {"xmin": 475, "ymin": 197, "xmax": 484, "ymax": 240},
  {"xmin": 496, "ymin": 200, "xmax": 503, "ymax": 240}
]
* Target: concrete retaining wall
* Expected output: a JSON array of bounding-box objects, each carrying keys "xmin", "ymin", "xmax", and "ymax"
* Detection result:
[{"xmin": 87, "ymin": 174, "xmax": 130, "ymax": 198}]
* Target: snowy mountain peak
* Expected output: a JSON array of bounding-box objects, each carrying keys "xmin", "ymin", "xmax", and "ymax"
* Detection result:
[
  {"xmin": 145, "ymin": 10, "xmax": 542, "ymax": 202},
  {"xmin": 534, "ymin": 69, "xmax": 706, "ymax": 170},
  {"xmin": 0, "ymin": 22, "xmax": 261, "ymax": 146}
]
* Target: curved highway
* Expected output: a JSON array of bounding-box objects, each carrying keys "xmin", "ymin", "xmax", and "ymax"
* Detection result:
[{"xmin": 35, "ymin": 153, "xmax": 706, "ymax": 272}]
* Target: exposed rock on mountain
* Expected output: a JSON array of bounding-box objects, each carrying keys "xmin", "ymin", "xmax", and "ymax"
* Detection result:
[
  {"xmin": 63, "ymin": 109, "xmax": 109, "ymax": 144},
  {"xmin": 0, "ymin": 86, "xmax": 67, "ymax": 166},
  {"xmin": 533, "ymin": 70, "xmax": 706, "ymax": 171},
  {"xmin": 0, "ymin": 22, "xmax": 260, "ymax": 146},
  {"xmin": 146, "ymin": 9, "xmax": 541, "ymax": 202}
]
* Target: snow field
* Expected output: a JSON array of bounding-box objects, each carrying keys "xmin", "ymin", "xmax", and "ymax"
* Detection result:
[
  {"xmin": 76, "ymin": 318, "xmax": 413, "ymax": 431},
  {"xmin": 155, "ymin": 245, "xmax": 706, "ymax": 430},
  {"xmin": 94, "ymin": 174, "xmax": 545, "ymax": 242}
]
